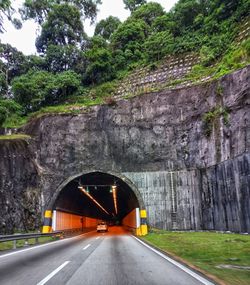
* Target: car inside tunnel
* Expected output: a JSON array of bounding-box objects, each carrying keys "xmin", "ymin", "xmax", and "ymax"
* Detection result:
[{"xmin": 53, "ymin": 172, "xmax": 140, "ymax": 224}]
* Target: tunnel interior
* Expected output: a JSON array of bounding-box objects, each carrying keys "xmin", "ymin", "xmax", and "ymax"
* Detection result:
[{"xmin": 53, "ymin": 172, "xmax": 140, "ymax": 222}]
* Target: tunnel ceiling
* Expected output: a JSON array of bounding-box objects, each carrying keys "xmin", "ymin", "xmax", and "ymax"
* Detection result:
[{"xmin": 54, "ymin": 172, "xmax": 139, "ymax": 221}]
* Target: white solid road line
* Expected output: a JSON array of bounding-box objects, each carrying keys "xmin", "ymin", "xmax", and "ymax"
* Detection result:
[
  {"xmin": 36, "ymin": 261, "xmax": 70, "ymax": 285},
  {"xmin": 0, "ymin": 231, "xmax": 95, "ymax": 259},
  {"xmin": 83, "ymin": 244, "xmax": 91, "ymax": 250},
  {"xmin": 95, "ymin": 237, "xmax": 100, "ymax": 240},
  {"xmin": 133, "ymin": 236, "xmax": 215, "ymax": 285}
]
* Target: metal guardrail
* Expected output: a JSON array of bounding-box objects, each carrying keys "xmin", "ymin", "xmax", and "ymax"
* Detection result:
[{"xmin": 0, "ymin": 231, "xmax": 63, "ymax": 249}]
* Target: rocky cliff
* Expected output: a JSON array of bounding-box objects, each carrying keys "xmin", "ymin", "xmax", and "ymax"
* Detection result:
[
  {"xmin": 0, "ymin": 139, "xmax": 41, "ymax": 233},
  {"xmin": 0, "ymin": 66, "xmax": 249, "ymax": 233}
]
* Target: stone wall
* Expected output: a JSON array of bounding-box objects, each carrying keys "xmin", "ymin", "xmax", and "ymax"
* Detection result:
[
  {"xmin": 115, "ymin": 53, "xmax": 202, "ymax": 98},
  {"xmin": 124, "ymin": 153, "xmax": 250, "ymax": 233}
]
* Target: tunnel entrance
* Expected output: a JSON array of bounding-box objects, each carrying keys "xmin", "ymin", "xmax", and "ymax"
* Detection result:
[{"xmin": 44, "ymin": 171, "xmax": 146, "ymax": 234}]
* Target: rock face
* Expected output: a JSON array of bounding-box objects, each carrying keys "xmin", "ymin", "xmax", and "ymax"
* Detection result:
[
  {"xmin": 0, "ymin": 66, "xmax": 249, "ymax": 233},
  {"xmin": 0, "ymin": 140, "xmax": 41, "ymax": 233}
]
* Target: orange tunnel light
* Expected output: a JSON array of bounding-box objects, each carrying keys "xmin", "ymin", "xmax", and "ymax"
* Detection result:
[{"xmin": 78, "ymin": 186, "xmax": 110, "ymax": 215}]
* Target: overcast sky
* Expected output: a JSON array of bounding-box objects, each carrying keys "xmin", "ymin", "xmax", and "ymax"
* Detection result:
[{"xmin": 0, "ymin": 0, "xmax": 178, "ymax": 55}]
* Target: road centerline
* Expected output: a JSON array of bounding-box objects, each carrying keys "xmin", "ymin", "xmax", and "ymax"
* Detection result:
[{"xmin": 36, "ymin": 261, "xmax": 70, "ymax": 285}]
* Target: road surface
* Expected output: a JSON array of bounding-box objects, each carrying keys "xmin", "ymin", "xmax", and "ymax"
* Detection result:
[{"xmin": 0, "ymin": 227, "xmax": 214, "ymax": 285}]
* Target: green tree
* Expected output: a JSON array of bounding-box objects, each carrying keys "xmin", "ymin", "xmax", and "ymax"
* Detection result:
[
  {"xmin": 34, "ymin": 3, "xmax": 89, "ymax": 74},
  {"xmin": 111, "ymin": 19, "xmax": 148, "ymax": 65},
  {"xmin": 144, "ymin": 31, "xmax": 174, "ymax": 62},
  {"xmin": 152, "ymin": 14, "xmax": 175, "ymax": 33},
  {"xmin": 84, "ymin": 36, "xmax": 115, "ymax": 84},
  {"xmin": 88, "ymin": 35, "xmax": 108, "ymax": 49},
  {"xmin": 94, "ymin": 16, "xmax": 121, "ymax": 41},
  {"xmin": 12, "ymin": 70, "xmax": 81, "ymax": 112},
  {"xmin": 24, "ymin": 54, "xmax": 46, "ymax": 71},
  {"xmin": 0, "ymin": 0, "xmax": 11, "ymax": 33},
  {"xmin": 45, "ymin": 44, "xmax": 86, "ymax": 73},
  {"xmin": 111, "ymin": 20, "xmax": 147, "ymax": 51},
  {"xmin": 130, "ymin": 2, "xmax": 165, "ymax": 28},
  {"xmin": 0, "ymin": 43, "xmax": 29, "ymax": 97},
  {"xmin": 0, "ymin": 59, "xmax": 8, "ymax": 97},
  {"xmin": 20, "ymin": 0, "xmax": 101, "ymax": 25},
  {"xmin": 171, "ymin": 0, "xmax": 202, "ymax": 32},
  {"xmin": 0, "ymin": 0, "xmax": 22, "ymax": 33},
  {"xmin": 36, "ymin": 4, "xmax": 86, "ymax": 53},
  {"xmin": 0, "ymin": 105, "xmax": 7, "ymax": 126},
  {"xmin": 209, "ymin": 0, "xmax": 241, "ymax": 20},
  {"xmin": 0, "ymin": 44, "xmax": 27, "ymax": 79},
  {"xmin": 12, "ymin": 71, "xmax": 51, "ymax": 112},
  {"xmin": 46, "ymin": 70, "xmax": 81, "ymax": 104},
  {"xmin": 0, "ymin": 99, "xmax": 23, "ymax": 127},
  {"xmin": 123, "ymin": 0, "xmax": 146, "ymax": 12}
]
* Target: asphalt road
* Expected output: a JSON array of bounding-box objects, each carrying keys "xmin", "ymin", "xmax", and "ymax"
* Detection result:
[{"xmin": 0, "ymin": 227, "xmax": 214, "ymax": 285}]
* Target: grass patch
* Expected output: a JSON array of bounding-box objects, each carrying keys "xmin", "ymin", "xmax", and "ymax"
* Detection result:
[
  {"xmin": 142, "ymin": 230, "xmax": 250, "ymax": 285},
  {"xmin": 88, "ymin": 81, "xmax": 118, "ymax": 99},
  {"xmin": 28, "ymin": 100, "xmax": 102, "ymax": 118},
  {"xmin": 0, "ymin": 134, "xmax": 31, "ymax": 140},
  {"xmin": 2, "ymin": 81, "xmax": 118, "ymax": 128},
  {"xmin": 19, "ymin": 81, "xmax": 119, "ymax": 121},
  {"xmin": 2, "ymin": 114, "xmax": 28, "ymax": 129},
  {"xmin": 0, "ymin": 236, "xmax": 57, "ymax": 251}
]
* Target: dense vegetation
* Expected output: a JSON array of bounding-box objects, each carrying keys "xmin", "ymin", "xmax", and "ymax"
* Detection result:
[{"xmin": 0, "ymin": 0, "xmax": 250, "ymax": 128}]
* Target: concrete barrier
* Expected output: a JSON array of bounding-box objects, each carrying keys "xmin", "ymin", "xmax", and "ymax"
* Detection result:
[{"xmin": 122, "ymin": 208, "xmax": 148, "ymax": 236}]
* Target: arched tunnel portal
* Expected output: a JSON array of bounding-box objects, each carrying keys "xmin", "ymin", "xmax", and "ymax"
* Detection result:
[{"xmin": 44, "ymin": 171, "xmax": 146, "ymax": 233}]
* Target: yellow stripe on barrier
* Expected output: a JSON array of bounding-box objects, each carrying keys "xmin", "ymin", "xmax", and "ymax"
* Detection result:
[
  {"xmin": 140, "ymin": 224, "xmax": 148, "ymax": 236},
  {"xmin": 140, "ymin": 210, "xmax": 147, "ymax": 218},
  {"xmin": 136, "ymin": 227, "xmax": 141, "ymax": 236},
  {"xmin": 135, "ymin": 225, "xmax": 148, "ymax": 236},
  {"xmin": 44, "ymin": 210, "xmax": 52, "ymax": 218},
  {"xmin": 42, "ymin": 226, "xmax": 52, "ymax": 233}
]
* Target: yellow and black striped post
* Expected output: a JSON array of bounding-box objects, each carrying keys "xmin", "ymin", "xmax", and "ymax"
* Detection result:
[
  {"xmin": 140, "ymin": 209, "xmax": 148, "ymax": 236},
  {"xmin": 42, "ymin": 210, "xmax": 53, "ymax": 233},
  {"xmin": 136, "ymin": 209, "xmax": 148, "ymax": 236}
]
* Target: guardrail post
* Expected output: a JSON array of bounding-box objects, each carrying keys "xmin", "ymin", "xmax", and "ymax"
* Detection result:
[{"xmin": 0, "ymin": 231, "xmax": 63, "ymax": 249}]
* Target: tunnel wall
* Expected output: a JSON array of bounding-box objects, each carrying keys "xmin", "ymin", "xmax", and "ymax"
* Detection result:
[
  {"xmin": 124, "ymin": 152, "xmax": 250, "ymax": 232},
  {"xmin": 53, "ymin": 210, "xmax": 97, "ymax": 231},
  {"xmin": 124, "ymin": 171, "xmax": 201, "ymax": 231},
  {"xmin": 0, "ymin": 66, "xmax": 249, "ymax": 233},
  {"xmin": 122, "ymin": 208, "xmax": 139, "ymax": 230}
]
